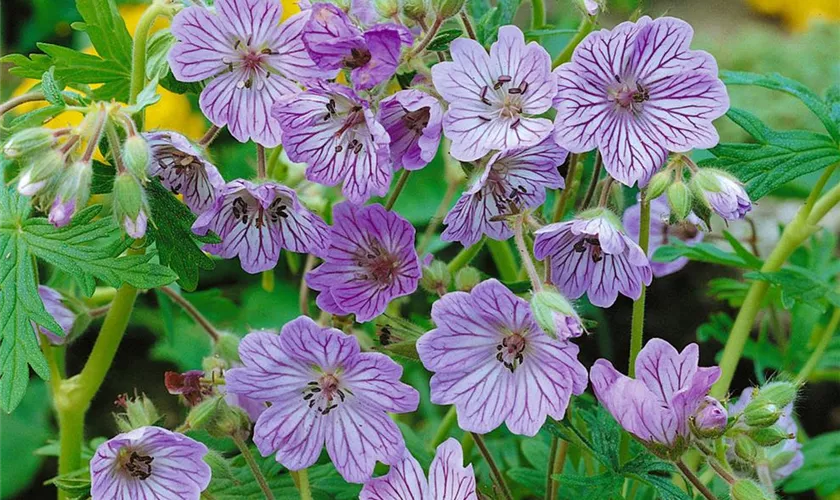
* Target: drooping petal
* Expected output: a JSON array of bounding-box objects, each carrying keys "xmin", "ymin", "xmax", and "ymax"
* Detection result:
[
  {"xmin": 35, "ymin": 286, "xmax": 74, "ymax": 345},
  {"xmin": 586, "ymin": 250, "xmax": 652, "ymax": 306},
  {"xmin": 360, "ymin": 451, "xmax": 428, "ymax": 500},
  {"xmin": 428, "ymin": 439, "xmax": 478, "ymax": 500},
  {"xmin": 352, "ymin": 25, "xmax": 406, "ymax": 89},
  {"xmin": 376, "ymin": 89, "xmax": 443, "ymax": 171},
  {"xmin": 169, "ymin": 5, "xmax": 237, "ymax": 82}
]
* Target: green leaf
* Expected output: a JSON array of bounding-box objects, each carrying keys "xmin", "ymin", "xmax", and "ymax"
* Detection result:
[
  {"xmin": 73, "ymin": 0, "xmax": 132, "ymax": 68},
  {"xmin": 699, "ymin": 108, "xmax": 840, "ymax": 200},
  {"xmin": 0, "ymin": 379, "xmax": 51, "ymax": 495},
  {"xmin": 145, "ymin": 180, "xmax": 217, "ymax": 291},
  {"xmin": 722, "ymin": 230, "xmax": 763, "ymax": 270},
  {"xmin": 745, "ymin": 267, "xmax": 840, "ymax": 311},
  {"xmin": 653, "ymin": 240, "xmax": 756, "ymax": 269},
  {"xmin": 508, "ymin": 467, "xmax": 546, "ymax": 496},
  {"xmin": 146, "ymin": 29, "xmax": 176, "ymax": 81},
  {"xmin": 721, "ymin": 71, "xmax": 840, "ymax": 141},
  {"xmin": 41, "ymin": 67, "xmax": 65, "ymax": 106},
  {"xmin": 124, "ymin": 77, "xmax": 161, "ymax": 115},
  {"xmin": 784, "ymin": 430, "xmax": 840, "ymax": 496},
  {"xmin": 160, "ymin": 70, "xmax": 205, "ymax": 95},
  {"xmin": 5, "ymin": 103, "xmax": 67, "ymax": 133},
  {"xmin": 427, "ymin": 29, "xmax": 463, "ymax": 51}
]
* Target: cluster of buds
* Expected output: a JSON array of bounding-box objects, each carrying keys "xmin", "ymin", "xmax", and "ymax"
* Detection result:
[{"xmin": 113, "ymin": 393, "xmax": 162, "ymax": 433}]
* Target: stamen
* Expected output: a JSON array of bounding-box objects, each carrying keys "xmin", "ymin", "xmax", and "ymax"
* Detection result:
[{"xmin": 480, "ymin": 86, "xmax": 491, "ymax": 105}]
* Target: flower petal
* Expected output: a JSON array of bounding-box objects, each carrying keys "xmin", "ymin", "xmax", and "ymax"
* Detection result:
[
  {"xmin": 428, "ymin": 439, "xmax": 478, "ymax": 500},
  {"xmin": 253, "ymin": 400, "xmax": 326, "ymax": 470},
  {"xmin": 360, "ymin": 451, "xmax": 428, "ymax": 500},
  {"xmin": 216, "ymin": 0, "xmax": 281, "ymax": 47},
  {"xmin": 169, "ymin": 6, "xmax": 235, "ymax": 82},
  {"xmin": 342, "ymin": 352, "xmax": 420, "ymax": 413},
  {"xmin": 489, "ymin": 25, "xmax": 555, "ymax": 115},
  {"xmin": 628, "ymin": 17, "xmax": 718, "ymax": 81},
  {"xmin": 279, "ymin": 316, "xmax": 360, "ymax": 370},
  {"xmin": 225, "ymin": 331, "xmax": 312, "ymax": 402}
]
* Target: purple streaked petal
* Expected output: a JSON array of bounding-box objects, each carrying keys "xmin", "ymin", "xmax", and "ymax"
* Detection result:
[
  {"xmin": 279, "ymin": 316, "xmax": 360, "ymax": 369},
  {"xmin": 352, "ymin": 26, "xmax": 405, "ymax": 89},
  {"xmin": 169, "ymin": 5, "xmax": 236, "ymax": 82},
  {"xmin": 216, "ymin": 0, "xmax": 281, "ymax": 47},
  {"xmin": 376, "ymin": 89, "xmax": 443, "ymax": 171},
  {"xmin": 489, "ymin": 25, "xmax": 555, "ymax": 114},
  {"xmin": 360, "ymin": 451, "xmax": 427, "ymax": 499},
  {"xmin": 226, "ymin": 331, "xmax": 313, "ymax": 401},
  {"xmin": 266, "ymin": 10, "xmax": 332, "ymax": 82},
  {"xmin": 628, "ymin": 17, "xmax": 718, "ymax": 81},
  {"xmin": 444, "ymin": 105, "xmax": 553, "ymax": 162},
  {"xmin": 428, "ymin": 439, "xmax": 478, "ymax": 500},
  {"xmin": 342, "ymin": 352, "xmax": 419, "ymax": 413},
  {"xmin": 253, "ymin": 399, "xmax": 327, "ymax": 470}
]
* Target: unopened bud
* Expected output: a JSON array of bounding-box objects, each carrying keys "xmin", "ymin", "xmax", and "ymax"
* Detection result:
[
  {"xmin": 690, "ymin": 396, "xmax": 727, "ymax": 439},
  {"xmin": 114, "ymin": 394, "xmax": 161, "ymax": 433},
  {"xmin": 744, "ymin": 401, "xmax": 782, "ymax": 428},
  {"xmin": 186, "ymin": 396, "xmax": 223, "ymax": 431},
  {"xmin": 421, "ymin": 260, "xmax": 451, "ymax": 295},
  {"xmin": 17, "ymin": 149, "xmax": 65, "ymax": 196},
  {"xmin": 3, "ymin": 127, "xmax": 55, "ymax": 158},
  {"xmin": 666, "ymin": 182, "xmax": 692, "ymax": 221},
  {"xmin": 734, "ymin": 435, "xmax": 758, "ymax": 463},
  {"xmin": 403, "ymin": 0, "xmax": 428, "ymax": 21},
  {"xmin": 692, "ymin": 168, "xmax": 723, "ymax": 192},
  {"xmin": 530, "ymin": 287, "xmax": 583, "ymax": 340},
  {"xmin": 749, "ymin": 426, "xmax": 793, "ymax": 447},
  {"xmin": 213, "ymin": 332, "xmax": 241, "ymax": 364},
  {"xmin": 432, "ymin": 0, "xmax": 465, "ymax": 19},
  {"xmin": 187, "ymin": 396, "xmax": 251, "ymax": 440},
  {"xmin": 374, "ymin": 0, "xmax": 400, "ymax": 19},
  {"xmin": 122, "ymin": 135, "xmax": 150, "ymax": 182},
  {"xmin": 113, "ymin": 173, "xmax": 149, "ymax": 239},
  {"xmin": 646, "ymin": 170, "xmax": 672, "ymax": 200},
  {"xmin": 454, "ymin": 266, "xmax": 481, "ymax": 292},
  {"xmin": 730, "ymin": 479, "xmax": 773, "ymax": 500},
  {"xmin": 768, "ymin": 450, "xmax": 798, "ymax": 471},
  {"xmin": 754, "ymin": 380, "xmax": 797, "ymax": 410},
  {"xmin": 48, "ymin": 160, "xmax": 92, "ymax": 227}
]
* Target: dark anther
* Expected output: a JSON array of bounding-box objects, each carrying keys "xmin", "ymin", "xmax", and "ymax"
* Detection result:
[
  {"xmin": 125, "ymin": 452, "xmax": 154, "ymax": 480},
  {"xmin": 508, "ymin": 87, "xmax": 522, "ymax": 95},
  {"xmin": 354, "ymin": 142, "xmax": 363, "ymax": 154},
  {"xmin": 335, "ymin": 145, "xmax": 343, "ymax": 153},
  {"xmin": 573, "ymin": 240, "xmax": 587, "ymax": 253},
  {"xmin": 614, "ymin": 74, "xmax": 621, "ymax": 83},
  {"xmin": 261, "ymin": 48, "xmax": 273, "ymax": 55},
  {"xmin": 633, "ymin": 84, "xmax": 650, "ymax": 103},
  {"xmin": 303, "ymin": 393, "xmax": 314, "ymax": 400},
  {"xmin": 478, "ymin": 116, "xmax": 491, "ymax": 122},
  {"xmin": 591, "ymin": 246, "xmax": 603, "ymax": 263},
  {"xmin": 234, "ymin": 40, "xmax": 241, "ymax": 50},
  {"xmin": 232, "ymin": 197, "xmax": 249, "ymax": 224},
  {"xmin": 326, "ymin": 99, "xmax": 336, "ymax": 114},
  {"xmin": 243, "ymin": 78, "xmax": 253, "ymax": 89},
  {"xmin": 519, "ymin": 81, "xmax": 528, "ymax": 94},
  {"xmin": 480, "ymin": 86, "xmax": 491, "ymax": 105}
]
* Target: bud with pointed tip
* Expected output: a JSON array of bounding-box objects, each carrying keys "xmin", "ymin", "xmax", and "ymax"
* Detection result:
[
  {"xmin": 753, "ymin": 380, "xmax": 797, "ymax": 410},
  {"xmin": 454, "ymin": 266, "xmax": 481, "ymax": 291},
  {"xmin": 730, "ymin": 480, "xmax": 774, "ymax": 500},
  {"xmin": 749, "ymin": 426, "xmax": 793, "ymax": 447},
  {"xmin": 17, "ymin": 149, "xmax": 65, "ymax": 197},
  {"xmin": 744, "ymin": 400, "xmax": 782, "ymax": 428},
  {"xmin": 186, "ymin": 396, "xmax": 251, "ymax": 441},
  {"xmin": 690, "ymin": 396, "xmax": 727, "ymax": 439},
  {"xmin": 432, "ymin": 0, "xmax": 465, "ymax": 19},
  {"xmin": 666, "ymin": 182, "xmax": 692, "ymax": 221},
  {"xmin": 112, "ymin": 172, "xmax": 149, "ymax": 239},
  {"xmin": 530, "ymin": 287, "xmax": 584, "ymax": 341},
  {"xmin": 122, "ymin": 135, "xmax": 150, "ymax": 182},
  {"xmin": 646, "ymin": 170, "xmax": 672, "ymax": 200},
  {"xmin": 3, "ymin": 127, "xmax": 56, "ymax": 158},
  {"xmin": 734, "ymin": 435, "xmax": 758, "ymax": 463},
  {"xmin": 421, "ymin": 260, "xmax": 451, "ymax": 295}
]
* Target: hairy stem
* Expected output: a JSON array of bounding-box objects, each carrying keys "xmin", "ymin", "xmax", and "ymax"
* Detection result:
[
  {"xmin": 546, "ymin": 437, "xmax": 569, "ymax": 499},
  {"xmin": 256, "ymin": 143, "xmax": 267, "ymax": 178},
  {"xmin": 531, "ymin": 0, "xmax": 545, "ymax": 30},
  {"xmin": 296, "ymin": 467, "xmax": 313, "ymax": 500},
  {"xmin": 514, "ymin": 215, "xmax": 542, "ymax": 291},
  {"xmin": 104, "ymin": 121, "xmax": 127, "ymax": 173},
  {"xmin": 159, "ymin": 286, "xmax": 220, "ymax": 342},
  {"xmin": 460, "ymin": 12, "xmax": 477, "ymax": 40},
  {"xmin": 129, "ymin": 1, "xmax": 171, "ymax": 104},
  {"xmin": 448, "ymin": 237, "xmax": 486, "ymax": 274},
  {"xmin": 198, "ymin": 124, "xmax": 222, "ymax": 147},
  {"xmin": 676, "ymin": 459, "xmax": 719, "ymax": 500},
  {"xmin": 628, "ymin": 194, "xmax": 650, "ymax": 376},
  {"xmin": 756, "ymin": 463, "xmax": 777, "ymax": 498},
  {"xmin": 410, "ymin": 17, "xmax": 444, "ymax": 56},
  {"xmin": 385, "ymin": 170, "xmax": 411, "ymax": 210},
  {"xmin": 552, "ymin": 153, "xmax": 580, "ymax": 222},
  {"xmin": 0, "ymin": 91, "xmax": 46, "ymax": 116},
  {"xmin": 232, "ymin": 434, "xmax": 276, "ymax": 500},
  {"xmin": 471, "ymin": 433, "xmax": 514, "ymax": 500}
]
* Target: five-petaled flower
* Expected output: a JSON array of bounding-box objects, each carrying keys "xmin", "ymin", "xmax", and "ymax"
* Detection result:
[
  {"xmin": 361, "ymin": 438, "xmax": 478, "ymax": 500},
  {"xmin": 169, "ymin": 0, "xmax": 321, "ymax": 146},
  {"xmin": 432, "ymin": 25, "xmax": 557, "ymax": 162},
  {"xmin": 225, "ymin": 316, "xmax": 420, "ymax": 483},
  {"xmin": 442, "ymin": 136, "xmax": 568, "ymax": 247},
  {"xmin": 376, "ymin": 89, "xmax": 444, "ymax": 171},
  {"xmin": 552, "ymin": 16, "xmax": 729, "ymax": 187},
  {"xmin": 534, "ymin": 209, "xmax": 653, "ymax": 307},
  {"xmin": 306, "ymin": 202, "xmax": 421, "ymax": 322},
  {"xmin": 272, "ymin": 81, "xmax": 391, "ymax": 204},
  {"xmin": 417, "ymin": 279, "xmax": 588, "ymax": 436},
  {"xmin": 590, "ymin": 338, "xmax": 721, "ymax": 457},
  {"xmin": 90, "ymin": 426, "xmax": 211, "ymax": 500},
  {"xmin": 192, "ymin": 179, "xmax": 330, "ymax": 274}
]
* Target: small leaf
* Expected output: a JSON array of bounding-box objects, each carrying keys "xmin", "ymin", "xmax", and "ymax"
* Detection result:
[
  {"xmin": 146, "ymin": 29, "xmax": 176, "ymax": 80},
  {"xmin": 653, "ymin": 240, "xmax": 755, "ymax": 269},
  {"xmin": 744, "ymin": 267, "xmax": 840, "ymax": 310},
  {"xmin": 784, "ymin": 430, "xmax": 840, "ymax": 496},
  {"xmin": 722, "ymin": 230, "xmax": 763, "ymax": 270},
  {"xmin": 41, "ymin": 67, "xmax": 65, "ymax": 106},
  {"xmin": 124, "ymin": 77, "xmax": 161, "ymax": 114},
  {"xmin": 427, "ymin": 29, "xmax": 462, "ymax": 51},
  {"xmin": 160, "ymin": 70, "xmax": 204, "ymax": 95}
]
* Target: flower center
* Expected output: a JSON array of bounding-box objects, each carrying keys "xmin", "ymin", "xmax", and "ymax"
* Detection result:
[
  {"xmin": 496, "ymin": 333, "xmax": 526, "ymax": 372},
  {"xmin": 477, "ymin": 75, "xmax": 529, "ymax": 128},
  {"xmin": 609, "ymin": 75, "xmax": 649, "ymax": 112},
  {"xmin": 573, "ymin": 235, "xmax": 603, "ymax": 263},
  {"xmin": 343, "ymin": 47, "xmax": 372, "ymax": 69},
  {"xmin": 224, "ymin": 37, "xmax": 276, "ymax": 89},
  {"xmin": 402, "ymin": 107, "xmax": 431, "ymax": 134},
  {"xmin": 356, "ymin": 243, "xmax": 399, "ymax": 287},
  {"xmin": 303, "ymin": 373, "xmax": 347, "ymax": 415},
  {"xmin": 118, "ymin": 449, "xmax": 154, "ymax": 480},
  {"xmin": 230, "ymin": 192, "xmax": 288, "ymax": 228}
]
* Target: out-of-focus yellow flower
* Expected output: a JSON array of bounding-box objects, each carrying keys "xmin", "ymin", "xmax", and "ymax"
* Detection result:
[
  {"xmin": 747, "ymin": 0, "xmax": 840, "ymax": 32},
  {"xmin": 281, "ymin": 0, "xmax": 302, "ymax": 20}
]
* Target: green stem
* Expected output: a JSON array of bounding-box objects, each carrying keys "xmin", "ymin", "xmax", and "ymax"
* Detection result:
[
  {"xmin": 432, "ymin": 406, "xmax": 458, "ymax": 447},
  {"xmin": 552, "ymin": 18, "xmax": 594, "ymax": 68},
  {"xmin": 56, "ymin": 410, "xmax": 85, "ymax": 494},
  {"xmin": 513, "ymin": 215, "xmax": 543, "ymax": 290},
  {"xmin": 552, "ymin": 153, "xmax": 581, "ymax": 222},
  {"xmin": 578, "ymin": 152, "xmax": 603, "ymax": 210},
  {"xmin": 159, "ymin": 286, "xmax": 220, "ymax": 342},
  {"xmin": 486, "ymin": 240, "xmax": 519, "ymax": 282},
  {"xmin": 410, "ymin": 16, "xmax": 443, "ymax": 57},
  {"xmin": 232, "ymin": 434, "xmax": 276, "ymax": 500},
  {"xmin": 628, "ymin": 194, "xmax": 650, "ymax": 376},
  {"xmin": 797, "ymin": 305, "xmax": 840, "ymax": 382},
  {"xmin": 546, "ymin": 438, "xmax": 569, "ymax": 500},
  {"xmin": 416, "ymin": 180, "xmax": 459, "ymax": 255},
  {"xmin": 296, "ymin": 467, "xmax": 313, "ymax": 500},
  {"xmin": 448, "ymin": 237, "xmax": 486, "ymax": 274},
  {"xmin": 266, "ymin": 146, "xmax": 284, "ymax": 180},
  {"xmin": 385, "ymin": 170, "xmax": 411, "ymax": 210},
  {"xmin": 471, "ymin": 433, "xmax": 514, "ymax": 500},
  {"xmin": 545, "ymin": 436, "xmax": 558, "ymax": 500},
  {"xmin": 531, "ymin": 0, "xmax": 545, "ymax": 30},
  {"xmin": 675, "ymin": 459, "xmax": 719, "ymax": 500},
  {"xmin": 104, "ymin": 122, "xmax": 127, "ymax": 173},
  {"xmin": 129, "ymin": 1, "xmax": 170, "ymax": 104}
]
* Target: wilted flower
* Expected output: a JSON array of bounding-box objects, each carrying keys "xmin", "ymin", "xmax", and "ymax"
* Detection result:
[
  {"xmin": 34, "ymin": 286, "xmax": 75, "ymax": 345},
  {"xmin": 432, "ymin": 25, "xmax": 556, "ymax": 161},
  {"xmin": 590, "ymin": 339, "xmax": 720, "ymax": 456},
  {"xmin": 90, "ymin": 426, "xmax": 211, "ymax": 500},
  {"xmin": 552, "ymin": 16, "xmax": 729, "ymax": 187},
  {"xmin": 272, "ymin": 81, "xmax": 391, "ymax": 204},
  {"xmin": 192, "ymin": 179, "xmax": 330, "ymax": 274},
  {"xmin": 534, "ymin": 209, "xmax": 652, "ymax": 307},
  {"xmin": 169, "ymin": 0, "xmax": 321, "ymax": 146},
  {"xmin": 360, "ymin": 438, "xmax": 477, "ymax": 500},
  {"xmin": 416, "ymin": 279, "xmax": 587, "ymax": 436},
  {"xmin": 164, "ymin": 370, "xmax": 211, "ymax": 407},
  {"xmin": 376, "ymin": 89, "xmax": 443, "ymax": 171},
  {"xmin": 145, "ymin": 131, "xmax": 224, "ymax": 215},
  {"xmin": 225, "ymin": 316, "xmax": 420, "ymax": 482},
  {"xmin": 442, "ymin": 136, "xmax": 568, "ymax": 247},
  {"xmin": 306, "ymin": 202, "xmax": 421, "ymax": 322},
  {"xmin": 622, "ymin": 196, "xmax": 704, "ymax": 277},
  {"xmin": 692, "ymin": 169, "xmax": 752, "ymax": 221}
]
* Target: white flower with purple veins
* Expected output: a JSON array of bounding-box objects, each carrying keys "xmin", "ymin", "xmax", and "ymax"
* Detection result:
[
  {"xmin": 192, "ymin": 179, "xmax": 329, "ymax": 274},
  {"xmin": 90, "ymin": 426, "xmax": 211, "ymax": 500},
  {"xmin": 534, "ymin": 209, "xmax": 652, "ymax": 307},
  {"xmin": 169, "ymin": 0, "xmax": 322, "ymax": 147},
  {"xmin": 376, "ymin": 89, "xmax": 444, "ymax": 171},
  {"xmin": 417, "ymin": 279, "xmax": 588, "ymax": 436},
  {"xmin": 361, "ymin": 439, "xmax": 478, "ymax": 500},
  {"xmin": 272, "ymin": 81, "xmax": 391, "ymax": 204},
  {"xmin": 35, "ymin": 286, "xmax": 75, "ymax": 346},
  {"xmin": 306, "ymin": 202, "xmax": 421, "ymax": 322},
  {"xmin": 553, "ymin": 16, "xmax": 729, "ymax": 187},
  {"xmin": 302, "ymin": 3, "xmax": 412, "ymax": 90},
  {"xmin": 442, "ymin": 135, "xmax": 568, "ymax": 247},
  {"xmin": 694, "ymin": 169, "xmax": 752, "ymax": 221},
  {"xmin": 623, "ymin": 196, "xmax": 704, "ymax": 277},
  {"xmin": 225, "ymin": 316, "xmax": 420, "ymax": 483},
  {"xmin": 144, "ymin": 131, "xmax": 224, "ymax": 215},
  {"xmin": 432, "ymin": 25, "xmax": 557, "ymax": 162}
]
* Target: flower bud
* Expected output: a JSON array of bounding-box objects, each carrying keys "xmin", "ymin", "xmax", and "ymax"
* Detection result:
[
  {"xmin": 17, "ymin": 149, "xmax": 65, "ymax": 196},
  {"xmin": 690, "ymin": 396, "xmax": 727, "ymax": 439},
  {"xmin": 122, "ymin": 135, "xmax": 150, "ymax": 182},
  {"xmin": 768, "ymin": 450, "xmax": 798, "ymax": 471},
  {"xmin": 753, "ymin": 380, "xmax": 797, "ymax": 410},
  {"xmin": 3, "ymin": 127, "xmax": 56, "ymax": 158},
  {"xmin": 432, "ymin": 0, "xmax": 465, "ymax": 19},
  {"xmin": 454, "ymin": 266, "xmax": 481, "ymax": 292},
  {"xmin": 734, "ymin": 435, "xmax": 758, "ymax": 463},
  {"xmin": 691, "ymin": 168, "xmax": 752, "ymax": 221},
  {"xmin": 749, "ymin": 426, "xmax": 793, "ymax": 447},
  {"xmin": 581, "ymin": 0, "xmax": 602, "ymax": 16},
  {"xmin": 49, "ymin": 160, "xmax": 92, "ymax": 227},
  {"xmin": 744, "ymin": 400, "xmax": 782, "ymax": 428},
  {"xmin": 374, "ymin": 0, "xmax": 401, "ymax": 19},
  {"xmin": 213, "ymin": 332, "xmax": 242, "ymax": 364},
  {"xmin": 530, "ymin": 287, "xmax": 584, "ymax": 340},
  {"xmin": 646, "ymin": 170, "xmax": 672, "ymax": 200},
  {"xmin": 112, "ymin": 173, "xmax": 149, "ymax": 239},
  {"xmin": 666, "ymin": 181, "xmax": 692, "ymax": 221},
  {"xmin": 421, "ymin": 260, "xmax": 451, "ymax": 295},
  {"xmin": 186, "ymin": 396, "xmax": 251, "ymax": 440},
  {"xmin": 114, "ymin": 394, "xmax": 161, "ymax": 433},
  {"xmin": 403, "ymin": 0, "xmax": 428, "ymax": 22},
  {"xmin": 186, "ymin": 396, "xmax": 223, "ymax": 431},
  {"xmin": 731, "ymin": 479, "xmax": 774, "ymax": 500}
]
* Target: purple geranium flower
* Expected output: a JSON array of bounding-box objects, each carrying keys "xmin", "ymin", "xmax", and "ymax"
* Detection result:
[
  {"xmin": 432, "ymin": 25, "xmax": 556, "ymax": 162},
  {"xmin": 225, "ymin": 316, "xmax": 420, "ymax": 483},
  {"xmin": 694, "ymin": 169, "xmax": 752, "ymax": 221},
  {"xmin": 272, "ymin": 81, "xmax": 391, "ymax": 203},
  {"xmin": 302, "ymin": 3, "xmax": 412, "ymax": 89},
  {"xmin": 145, "ymin": 131, "xmax": 224, "ymax": 215},
  {"xmin": 360, "ymin": 438, "xmax": 477, "ymax": 500},
  {"xmin": 534, "ymin": 209, "xmax": 653, "ymax": 307},
  {"xmin": 306, "ymin": 202, "xmax": 421, "ymax": 322},
  {"xmin": 90, "ymin": 426, "xmax": 211, "ymax": 500},
  {"xmin": 376, "ymin": 89, "xmax": 443, "ymax": 171},
  {"xmin": 622, "ymin": 196, "xmax": 704, "ymax": 277},
  {"xmin": 552, "ymin": 16, "xmax": 729, "ymax": 187},
  {"xmin": 442, "ymin": 136, "xmax": 568, "ymax": 247},
  {"xmin": 192, "ymin": 179, "xmax": 329, "ymax": 274},
  {"xmin": 34, "ymin": 286, "xmax": 75, "ymax": 345},
  {"xmin": 169, "ymin": 0, "xmax": 322, "ymax": 146},
  {"xmin": 416, "ymin": 279, "xmax": 588, "ymax": 436},
  {"xmin": 590, "ymin": 339, "xmax": 721, "ymax": 455}
]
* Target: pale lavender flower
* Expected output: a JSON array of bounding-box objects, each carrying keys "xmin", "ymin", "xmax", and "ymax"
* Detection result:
[
  {"xmin": 272, "ymin": 81, "xmax": 391, "ymax": 203},
  {"xmin": 360, "ymin": 438, "xmax": 477, "ymax": 500},
  {"xmin": 534, "ymin": 210, "xmax": 652, "ymax": 307},
  {"xmin": 442, "ymin": 136, "xmax": 568, "ymax": 247},
  {"xmin": 694, "ymin": 169, "xmax": 752, "ymax": 221},
  {"xmin": 416, "ymin": 279, "xmax": 587, "ymax": 436},
  {"xmin": 590, "ymin": 339, "xmax": 720, "ymax": 455},
  {"xmin": 34, "ymin": 286, "xmax": 75, "ymax": 345},
  {"xmin": 48, "ymin": 198, "xmax": 76, "ymax": 228},
  {"xmin": 90, "ymin": 426, "xmax": 211, "ymax": 500},
  {"xmin": 169, "ymin": 0, "xmax": 321, "ymax": 147},
  {"xmin": 622, "ymin": 196, "xmax": 704, "ymax": 277},
  {"xmin": 302, "ymin": 3, "xmax": 411, "ymax": 89},
  {"xmin": 225, "ymin": 316, "xmax": 420, "ymax": 483},
  {"xmin": 306, "ymin": 202, "xmax": 421, "ymax": 322},
  {"xmin": 376, "ymin": 89, "xmax": 443, "ymax": 171},
  {"xmin": 432, "ymin": 25, "xmax": 556, "ymax": 161},
  {"xmin": 145, "ymin": 131, "xmax": 224, "ymax": 215},
  {"xmin": 552, "ymin": 16, "xmax": 729, "ymax": 187},
  {"xmin": 728, "ymin": 388, "xmax": 804, "ymax": 480},
  {"xmin": 690, "ymin": 396, "xmax": 727, "ymax": 438},
  {"xmin": 192, "ymin": 179, "xmax": 329, "ymax": 274}
]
